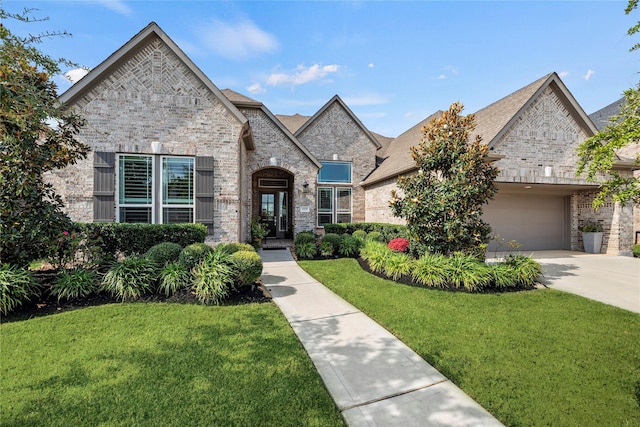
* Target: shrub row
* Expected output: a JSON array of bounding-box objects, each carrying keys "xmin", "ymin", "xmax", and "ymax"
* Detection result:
[
  {"xmin": 0, "ymin": 241, "xmax": 263, "ymax": 314},
  {"xmin": 322, "ymin": 222, "xmax": 408, "ymax": 242},
  {"xmin": 360, "ymin": 241, "xmax": 542, "ymax": 292},
  {"xmin": 633, "ymin": 244, "xmax": 640, "ymax": 258},
  {"xmin": 294, "ymin": 231, "xmax": 363, "ymax": 259}
]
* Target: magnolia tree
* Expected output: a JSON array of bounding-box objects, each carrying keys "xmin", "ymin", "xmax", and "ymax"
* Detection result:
[
  {"xmin": 390, "ymin": 103, "xmax": 498, "ymax": 256},
  {"xmin": 0, "ymin": 11, "xmax": 89, "ymax": 266}
]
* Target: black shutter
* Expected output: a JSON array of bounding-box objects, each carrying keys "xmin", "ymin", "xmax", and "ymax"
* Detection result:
[
  {"xmin": 93, "ymin": 151, "xmax": 115, "ymax": 222},
  {"xmin": 195, "ymin": 156, "xmax": 214, "ymax": 235}
]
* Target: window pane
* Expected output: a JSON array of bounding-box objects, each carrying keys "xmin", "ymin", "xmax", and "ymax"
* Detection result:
[
  {"xmin": 163, "ymin": 208, "xmax": 194, "ymax": 224},
  {"xmin": 163, "ymin": 157, "xmax": 194, "ymax": 205},
  {"xmin": 317, "ymin": 187, "xmax": 333, "ymax": 212},
  {"xmin": 119, "ymin": 155, "xmax": 152, "ymax": 204},
  {"xmin": 318, "ymin": 161, "xmax": 351, "ymax": 183},
  {"xmin": 318, "ymin": 213, "xmax": 333, "ymax": 226},
  {"xmin": 336, "ymin": 188, "xmax": 352, "ymax": 212},
  {"xmin": 336, "ymin": 213, "xmax": 351, "ymax": 223},
  {"xmin": 120, "ymin": 207, "xmax": 152, "ymax": 223}
]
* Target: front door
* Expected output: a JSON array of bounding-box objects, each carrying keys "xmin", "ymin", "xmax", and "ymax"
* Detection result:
[{"xmin": 260, "ymin": 191, "xmax": 288, "ymax": 239}]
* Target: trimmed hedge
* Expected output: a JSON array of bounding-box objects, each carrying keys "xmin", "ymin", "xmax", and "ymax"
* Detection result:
[
  {"xmin": 231, "ymin": 250, "xmax": 263, "ymax": 287},
  {"xmin": 145, "ymin": 242, "xmax": 183, "ymax": 266},
  {"xmin": 323, "ymin": 222, "xmax": 408, "ymax": 242},
  {"xmin": 81, "ymin": 223, "xmax": 206, "ymax": 257}
]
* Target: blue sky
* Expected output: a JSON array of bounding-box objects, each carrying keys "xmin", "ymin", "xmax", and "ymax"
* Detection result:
[{"xmin": 4, "ymin": 0, "xmax": 639, "ymax": 137}]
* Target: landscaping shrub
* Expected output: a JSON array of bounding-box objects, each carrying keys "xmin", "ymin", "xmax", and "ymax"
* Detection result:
[
  {"xmin": 294, "ymin": 231, "xmax": 316, "ymax": 245},
  {"xmin": 388, "ymin": 237, "xmax": 410, "ymax": 253},
  {"xmin": 231, "ymin": 250, "xmax": 263, "ymax": 287},
  {"xmin": 504, "ymin": 254, "xmax": 543, "ymax": 286},
  {"xmin": 338, "ymin": 235, "xmax": 361, "ymax": 257},
  {"xmin": 352, "ymin": 230, "xmax": 367, "ymax": 242},
  {"xmin": 101, "ymin": 256, "xmax": 158, "ymax": 301},
  {"xmin": 0, "ymin": 264, "xmax": 41, "ymax": 314},
  {"xmin": 295, "ymin": 242, "xmax": 318, "ymax": 259},
  {"xmin": 179, "ymin": 243, "xmax": 214, "ymax": 272},
  {"xmin": 216, "ymin": 243, "xmax": 255, "ymax": 255},
  {"xmin": 158, "ymin": 262, "xmax": 191, "ymax": 297},
  {"xmin": 445, "ymin": 254, "xmax": 492, "ymax": 291},
  {"xmin": 192, "ymin": 250, "xmax": 237, "ymax": 305},
  {"xmin": 322, "ymin": 223, "xmax": 347, "ymax": 235},
  {"xmin": 411, "ymin": 253, "xmax": 449, "ymax": 288},
  {"xmin": 319, "ymin": 241, "xmax": 335, "ymax": 258},
  {"xmin": 82, "ymin": 223, "xmax": 206, "ymax": 257},
  {"xmin": 383, "ymin": 252, "xmax": 413, "ymax": 280},
  {"xmin": 633, "ymin": 244, "xmax": 640, "ymax": 258},
  {"xmin": 145, "ymin": 242, "xmax": 183, "ymax": 266},
  {"xmin": 361, "ymin": 241, "xmax": 391, "ymax": 274},
  {"xmin": 488, "ymin": 263, "xmax": 520, "ymax": 289},
  {"xmin": 323, "ymin": 222, "xmax": 409, "ymax": 239},
  {"xmin": 366, "ymin": 231, "xmax": 384, "ymax": 243},
  {"xmin": 50, "ymin": 268, "xmax": 98, "ymax": 301},
  {"xmin": 321, "ymin": 233, "xmax": 342, "ymax": 248}
]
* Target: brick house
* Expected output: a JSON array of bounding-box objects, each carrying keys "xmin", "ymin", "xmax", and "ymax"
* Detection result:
[{"xmin": 52, "ymin": 23, "xmax": 636, "ymax": 254}]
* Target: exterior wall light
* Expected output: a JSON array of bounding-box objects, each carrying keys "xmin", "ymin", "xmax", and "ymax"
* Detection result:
[{"xmin": 151, "ymin": 141, "xmax": 161, "ymax": 153}]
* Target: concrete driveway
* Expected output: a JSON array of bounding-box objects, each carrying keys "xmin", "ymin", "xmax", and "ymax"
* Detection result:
[{"xmin": 525, "ymin": 251, "xmax": 640, "ymax": 313}]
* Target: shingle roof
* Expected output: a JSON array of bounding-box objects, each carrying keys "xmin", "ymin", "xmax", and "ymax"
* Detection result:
[
  {"xmin": 275, "ymin": 114, "xmax": 311, "ymax": 134},
  {"xmin": 221, "ymin": 89, "xmax": 261, "ymax": 105},
  {"xmin": 362, "ymin": 111, "xmax": 442, "ymax": 185},
  {"xmin": 589, "ymin": 97, "xmax": 624, "ymax": 131}
]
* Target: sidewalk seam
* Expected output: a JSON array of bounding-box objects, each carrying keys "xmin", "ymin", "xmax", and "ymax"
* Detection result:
[{"xmin": 338, "ymin": 379, "xmax": 450, "ymax": 412}]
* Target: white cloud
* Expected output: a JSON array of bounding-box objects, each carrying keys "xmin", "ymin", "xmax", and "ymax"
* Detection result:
[
  {"xmin": 404, "ymin": 112, "xmax": 415, "ymax": 119},
  {"xmin": 437, "ymin": 74, "xmax": 446, "ymax": 80},
  {"xmin": 444, "ymin": 65, "xmax": 459, "ymax": 74},
  {"xmin": 559, "ymin": 71, "xmax": 569, "ymax": 78},
  {"xmin": 198, "ymin": 19, "xmax": 278, "ymax": 60},
  {"xmin": 584, "ymin": 69, "xmax": 595, "ymax": 80},
  {"xmin": 247, "ymin": 82, "xmax": 266, "ymax": 94},
  {"xmin": 368, "ymin": 63, "xmax": 375, "ymax": 68},
  {"xmin": 342, "ymin": 94, "xmax": 389, "ymax": 106},
  {"xmin": 64, "ymin": 68, "xmax": 89, "ymax": 84},
  {"xmin": 95, "ymin": 0, "xmax": 132, "ymax": 17},
  {"xmin": 267, "ymin": 64, "xmax": 339, "ymax": 87}
]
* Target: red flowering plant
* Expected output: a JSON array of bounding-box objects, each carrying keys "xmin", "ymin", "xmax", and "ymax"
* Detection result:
[
  {"xmin": 388, "ymin": 237, "xmax": 410, "ymax": 253},
  {"xmin": 49, "ymin": 229, "xmax": 81, "ymax": 270}
]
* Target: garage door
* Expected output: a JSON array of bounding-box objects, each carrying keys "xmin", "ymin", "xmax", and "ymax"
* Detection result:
[{"xmin": 483, "ymin": 194, "xmax": 570, "ymax": 251}]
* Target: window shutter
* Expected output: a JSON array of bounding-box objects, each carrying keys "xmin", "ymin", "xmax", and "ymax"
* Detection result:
[
  {"xmin": 195, "ymin": 156, "xmax": 214, "ymax": 235},
  {"xmin": 93, "ymin": 151, "xmax": 115, "ymax": 222}
]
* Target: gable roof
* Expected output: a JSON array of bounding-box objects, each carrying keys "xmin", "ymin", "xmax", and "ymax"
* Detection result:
[
  {"xmin": 221, "ymin": 90, "xmax": 321, "ymax": 169},
  {"xmin": 589, "ymin": 97, "xmax": 625, "ymax": 131},
  {"xmin": 59, "ymin": 22, "xmax": 250, "ymax": 141},
  {"xmin": 294, "ymin": 95, "xmax": 382, "ymax": 149},
  {"xmin": 362, "ymin": 72, "xmax": 598, "ymax": 186},
  {"xmin": 473, "ymin": 72, "xmax": 598, "ymax": 149},
  {"xmin": 275, "ymin": 114, "xmax": 311, "ymax": 134}
]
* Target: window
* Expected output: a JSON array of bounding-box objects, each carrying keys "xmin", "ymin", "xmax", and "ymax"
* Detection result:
[
  {"xmin": 117, "ymin": 155, "xmax": 194, "ymax": 224},
  {"xmin": 318, "ymin": 161, "xmax": 351, "ymax": 184},
  {"xmin": 317, "ymin": 187, "xmax": 352, "ymax": 226}
]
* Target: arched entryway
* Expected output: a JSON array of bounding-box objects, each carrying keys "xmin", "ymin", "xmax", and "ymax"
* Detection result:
[{"xmin": 252, "ymin": 168, "xmax": 294, "ymax": 239}]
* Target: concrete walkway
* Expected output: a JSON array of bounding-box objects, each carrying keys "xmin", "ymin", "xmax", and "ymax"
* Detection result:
[
  {"xmin": 260, "ymin": 248, "xmax": 503, "ymax": 427},
  {"xmin": 527, "ymin": 251, "xmax": 639, "ymax": 313}
]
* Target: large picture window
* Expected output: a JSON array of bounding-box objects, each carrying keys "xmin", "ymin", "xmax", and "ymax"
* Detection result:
[
  {"xmin": 317, "ymin": 186, "xmax": 352, "ymax": 226},
  {"xmin": 117, "ymin": 155, "xmax": 194, "ymax": 224},
  {"xmin": 318, "ymin": 161, "xmax": 351, "ymax": 184}
]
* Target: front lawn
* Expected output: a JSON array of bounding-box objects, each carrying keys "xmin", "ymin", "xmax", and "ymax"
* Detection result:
[
  {"xmin": 299, "ymin": 258, "xmax": 640, "ymax": 427},
  {"xmin": 1, "ymin": 303, "xmax": 344, "ymax": 427}
]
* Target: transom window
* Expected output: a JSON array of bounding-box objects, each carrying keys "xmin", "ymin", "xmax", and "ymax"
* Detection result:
[
  {"xmin": 117, "ymin": 155, "xmax": 194, "ymax": 224},
  {"xmin": 318, "ymin": 161, "xmax": 351, "ymax": 184}
]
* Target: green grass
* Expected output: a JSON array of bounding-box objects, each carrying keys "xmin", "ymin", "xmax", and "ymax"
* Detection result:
[
  {"xmin": 299, "ymin": 258, "xmax": 640, "ymax": 427},
  {"xmin": 1, "ymin": 303, "xmax": 344, "ymax": 427}
]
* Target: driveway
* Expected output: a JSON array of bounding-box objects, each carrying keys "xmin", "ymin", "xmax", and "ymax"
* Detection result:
[{"xmin": 526, "ymin": 251, "xmax": 640, "ymax": 313}]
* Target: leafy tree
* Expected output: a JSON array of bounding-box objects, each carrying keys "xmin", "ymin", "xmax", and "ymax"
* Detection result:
[
  {"xmin": 576, "ymin": 0, "xmax": 639, "ymax": 209},
  {"xmin": 0, "ymin": 9, "xmax": 90, "ymax": 266},
  {"xmin": 390, "ymin": 102, "xmax": 498, "ymax": 256}
]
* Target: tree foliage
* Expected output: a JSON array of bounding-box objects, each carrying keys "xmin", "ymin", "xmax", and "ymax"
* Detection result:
[
  {"xmin": 390, "ymin": 102, "xmax": 498, "ymax": 256},
  {"xmin": 576, "ymin": 1, "xmax": 639, "ymax": 209},
  {"xmin": 0, "ymin": 9, "xmax": 90, "ymax": 266}
]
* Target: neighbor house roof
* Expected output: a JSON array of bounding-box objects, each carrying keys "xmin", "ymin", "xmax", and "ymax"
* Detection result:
[
  {"xmin": 588, "ymin": 96, "xmax": 639, "ymax": 169},
  {"xmin": 222, "ymin": 89, "xmax": 322, "ymax": 169},
  {"xmin": 589, "ymin": 97, "xmax": 625, "ymax": 131},
  {"xmin": 294, "ymin": 95, "xmax": 382, "ymax": 150},
  {"xmin": 362, "ymin": 72, "xmax": 597, "ymax": 186},
  {"xmin": 59, "ymin": 23, "xmax": 250, "ymax": 139}
]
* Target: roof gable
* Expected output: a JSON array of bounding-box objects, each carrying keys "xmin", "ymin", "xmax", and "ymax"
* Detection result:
[
  {"xmin": 294, "ymin": 95, "xmax": 382, "ymax": 149},
  {"xmin": 59, "ymin": 22, "xmax": 248, "ymax": 131},
  {"xmin": 473, "ymin": 72, "xmax": 597, "ymax": 149}
]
